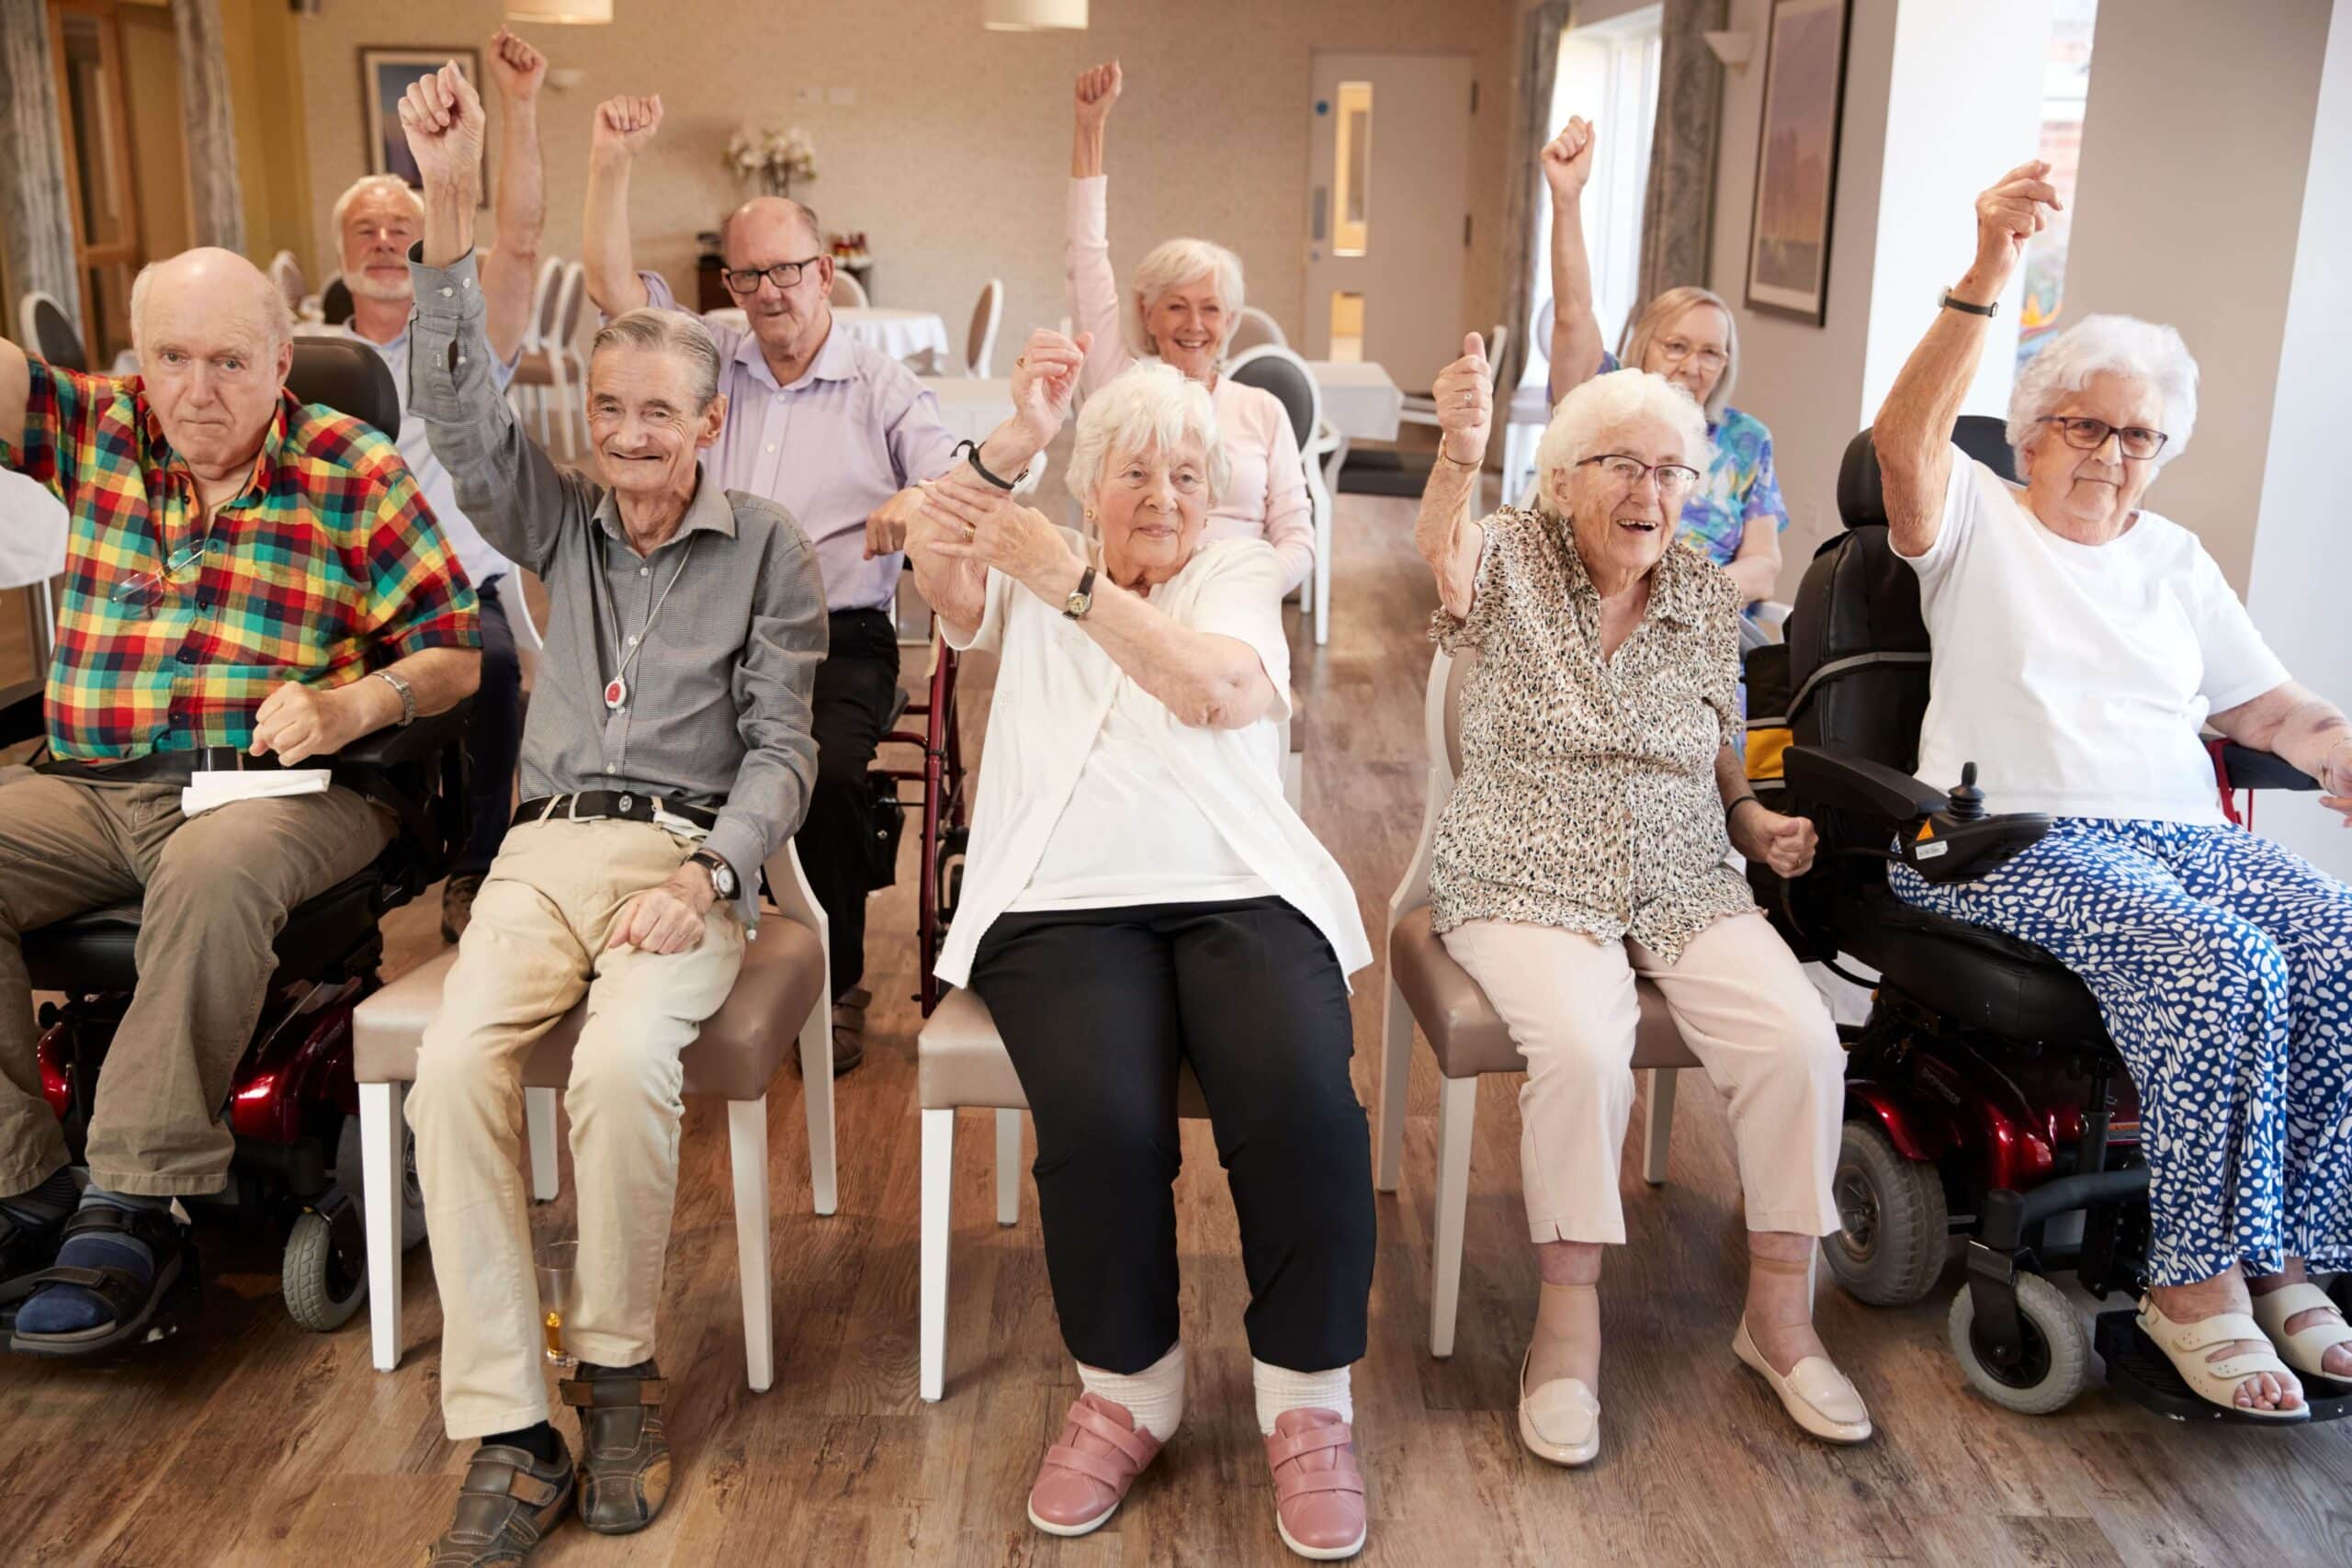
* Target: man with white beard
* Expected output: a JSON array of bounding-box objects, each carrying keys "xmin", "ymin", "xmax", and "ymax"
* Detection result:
[{"xmin": 330, "ymin": 25, "xmax": 549, "ymax": 942}]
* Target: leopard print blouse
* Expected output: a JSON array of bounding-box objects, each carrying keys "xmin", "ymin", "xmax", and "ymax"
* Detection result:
[{"xmin": 1429, "ymin": 504, "xmax": 1757, "ymax": 963}]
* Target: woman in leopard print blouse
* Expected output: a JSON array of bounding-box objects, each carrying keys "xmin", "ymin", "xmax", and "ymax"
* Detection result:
[{"xmin": 1414, "ymin": 336, "xmax": 1865, "ymax": 1465}]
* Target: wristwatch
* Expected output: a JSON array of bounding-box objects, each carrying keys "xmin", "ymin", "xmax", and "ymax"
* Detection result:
[
  {"xmin": 689, "ymin": 850, "xmax": 739, "ymax": 902},
  {"xmin": 1939, "ymin": 288, "xmax": 1998, "ymax": 318},
  {"xmin": 1063, "ymin": 564, "xmax": 1097, "ymax": 620},
  {"xmin": 371, "ymin": 669, "xmax": 416, "ymax": 727}
]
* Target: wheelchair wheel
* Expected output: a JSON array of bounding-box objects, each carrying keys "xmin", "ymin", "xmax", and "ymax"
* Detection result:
[
  {"xmin": 282, "ymin": 1208, "xmax": 368, "ymax": 1332},
  {"xmin": 1823, "ymin": 1121, "xmax": 1948, "ymax": 1306},
  {"xmin": 334, "ymin": 1114, "xmax": 427, "ymax": 1251},
  {"xmin": 1948, "ymin": 1271, "xmax": 2090, "ymax": 1415}
]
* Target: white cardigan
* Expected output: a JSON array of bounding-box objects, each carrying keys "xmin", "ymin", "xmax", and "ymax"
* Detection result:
[{"xmin": 933, "ymin": 536, "xmax": 1372, "ymax": 988}]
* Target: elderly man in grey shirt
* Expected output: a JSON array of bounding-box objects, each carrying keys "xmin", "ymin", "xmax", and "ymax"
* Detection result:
[{"xmin": 392, "ymin": 65, "xmax": 823, "ymax": 1565}]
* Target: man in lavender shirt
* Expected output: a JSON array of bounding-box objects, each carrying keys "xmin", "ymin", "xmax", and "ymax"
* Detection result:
[{"xmin": 582, "ymin": 94, "xmax": 979, "ymax": 1073}]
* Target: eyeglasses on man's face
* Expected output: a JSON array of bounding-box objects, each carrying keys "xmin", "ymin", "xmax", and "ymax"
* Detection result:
[
  {"xmin": 2037, "ymin": 414, "xmax": 2168, "ymax": 461},
  {"xmin": 1579, "ymin": 452, "xmax": 1701, "ymax": 499},
  {"xmin": 721, "ymin": 256, "xmax": 823, "ymax": 296}
]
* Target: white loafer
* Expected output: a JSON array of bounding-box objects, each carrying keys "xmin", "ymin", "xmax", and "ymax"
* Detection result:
[
  {"xmin": 1733, "ymin": 1319, "xmax": 1872, "ymax": 1443},
  {"xmin": 1517, "ymin": 1350, "xmax": 1600, "ymax": 1467},
  {"xmin": 2246, "ymin": 1282, "xmax": 2352, "ymax": 1389},
  {"xmin": 2136, "ymin": 1294, "xmax": 2309, "ymax": 1419}
]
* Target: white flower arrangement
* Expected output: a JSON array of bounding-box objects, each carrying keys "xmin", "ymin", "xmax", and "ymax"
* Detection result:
[{"xmin": 724, "ymin": 125, "xmax": 818, "ymax": 197}]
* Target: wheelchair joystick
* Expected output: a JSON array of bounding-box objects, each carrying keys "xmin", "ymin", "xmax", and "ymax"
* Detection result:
[{"xmin": 1948, "ymin": 761, "xmax": 1987, "ymax": 822}]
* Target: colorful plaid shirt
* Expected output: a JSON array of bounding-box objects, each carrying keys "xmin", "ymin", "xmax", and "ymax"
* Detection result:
[{"xmin": 2, "ymin": 358, "xmax": 478, "ymax": 761}]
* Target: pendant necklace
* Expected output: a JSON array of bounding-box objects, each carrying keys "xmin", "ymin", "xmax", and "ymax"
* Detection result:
[{"xmin": 601, "ymin": 531, "xmax": 700, "ymax": 713}]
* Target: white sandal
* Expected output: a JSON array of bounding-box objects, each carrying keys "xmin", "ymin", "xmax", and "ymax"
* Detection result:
[
  {"xmin": 1733, "ymin": 1318, "xmax": 1872, "ymax": 1443},
  {"xmin": 2135, "ymin": 1294, "xmax": 2310, "ymax": 1420},
  {"xmin": 2248, "ymin": 1282, "xmax": 2352, "ymax": 1388},
  {"xmin": 1516, "ymin": 1350, "xmax": 1600, "ymax": 1467}
]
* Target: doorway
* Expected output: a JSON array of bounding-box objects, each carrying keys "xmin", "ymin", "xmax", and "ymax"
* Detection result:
[{"xmin": 1302, "ymin": 51, "xmax": 1476, "ymax": 392}]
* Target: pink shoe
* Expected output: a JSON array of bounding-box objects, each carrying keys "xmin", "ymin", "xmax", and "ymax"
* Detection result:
[
  {"xmin": 1263, "ymin": 1408, "xmax": 1367, "ymax": 1561},
  {"xmin": 1025, "ymin": 1392, "xmax": 1165, "ymax": 1537}
]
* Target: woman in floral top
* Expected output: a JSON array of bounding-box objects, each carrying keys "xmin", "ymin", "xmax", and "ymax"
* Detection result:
[
  {"xmin": 1542, "ymin": 118, "xmax": 1788, "ymax": 642},
  {"xmin": 1414, "ymin": 338, "xmax": 1869, "ymax": 1468}
]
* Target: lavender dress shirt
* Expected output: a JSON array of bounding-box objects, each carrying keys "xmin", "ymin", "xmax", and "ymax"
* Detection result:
[{"xmin": 641, "ymin": 271, "xmax": 962, "ymax": 614}]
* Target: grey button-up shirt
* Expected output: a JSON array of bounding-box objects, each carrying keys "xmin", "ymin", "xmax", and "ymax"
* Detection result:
[{"xmin": 406, "ymin": 249, "xmax": 826, "ymax": 925}]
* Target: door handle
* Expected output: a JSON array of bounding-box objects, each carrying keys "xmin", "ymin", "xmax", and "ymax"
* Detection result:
[{"xmin": 1311, "ymin": 186, "xmax": 1329, "ymax": 243}]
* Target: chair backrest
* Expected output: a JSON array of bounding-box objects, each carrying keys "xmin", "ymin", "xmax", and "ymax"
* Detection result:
[
  {"xmin": 18, "ymin": 292, "xmax": 86, "ymax": 373},
  {"xmin": 1224, "ymin": 344, "xmax": 1324, "ymax": 455},
  {"xmin": 965, "ymin": 277, "xmax": 1003, "ymax": 378},
  {"xmin": 526, "ymin": 254, "xmax": 564, "ymax": 350},
  {"xmin": 1835, "ymin": 412, "xmax": 2015, "ymax": 531},
  {"xmin": 319, "ymin": 275, "xmax": 355, "ymax": 327},
  {"xmin": 1486, "ymin": 322, "xmax": 1512, "ymax": 393},
  {"xmin": 1227, "ymin": 306, "xmax": 1287, "ymax": 357},
  {"xmin": 831, "ymin": 270, "xmax": 869, "ymax": 309},
  {"xmin": 266, "ymin": 251, "xmax": 308, "ymax": 311},
  {"xmin": 1386, "ymin": 646, "xmax": 1478, "ymax": 923},
  {"xmin": 288, "ymin": 335, "xmax": 402, "ymax": 436},
  {"xmin": 1529, "ymin": 299, "xmax": 1554, "ymax": 366},
  {"xmin": 554, "ymin": 261, "xmax": 588, "ymax": 353}
]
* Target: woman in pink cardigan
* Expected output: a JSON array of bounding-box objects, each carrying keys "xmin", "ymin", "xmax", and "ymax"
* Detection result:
[{"xmin": 1067, "ymin": 62, "xmax": 1315, "ymax": 597}]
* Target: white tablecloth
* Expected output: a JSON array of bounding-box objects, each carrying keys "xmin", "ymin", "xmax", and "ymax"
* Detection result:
[
  {"xmin": 1306, "ymin": 360, "xmax": 1404, "ymax": 443},
  {"xmin": 919, "ymin": 376, "xmax": 1013, "ymax": 442},
  {"xmin": 836, "ymin": 308, "xmax": 951, "ymax": 363}
]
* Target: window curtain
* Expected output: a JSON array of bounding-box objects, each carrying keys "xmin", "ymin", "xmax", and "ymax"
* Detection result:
[
  {"xmin": 174, "ymin": 0, "xmax": 246, "ymax": 254},
  {"xmin": 0, "ymin": 3, "xmax": 80, "ymax": 333},
  {"xmin": 1498, "ymin": 0, "xmax": 1573, "ymax": 396},
  {"xmin": 1633, "ymin": 0, "xmax": 1728, "ymax": 320}
]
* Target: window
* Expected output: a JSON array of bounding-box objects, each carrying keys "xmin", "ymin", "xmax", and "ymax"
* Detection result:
[
  {"xmin": 1332, "ymin": 82, "xmax": 1373, "ymax": 258},
  {"xmin": 1524, "ymin": 6, "xmax": 1664, "ymax": 388},
  {"xmin": 2017, "ymin": 0, "xmax": 2098, "ymax": 367}
]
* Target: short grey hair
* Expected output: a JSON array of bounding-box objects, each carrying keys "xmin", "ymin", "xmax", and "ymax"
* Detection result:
[
  {"xmin": 591, "ymin": 309, "xmax": 724, "ymax": 409},
  {"xmin": 1534, "ymin": 367, "xmax": 1710, "ymax": 503},
  {"xmin": 332, "ymin": 173, "xmax": 425, "ymax": 236},
  {"xmin": 1130, "ymin": 237, "xmax": 1246, "ymax": 360},
  {"xmin": 2007, "ymin": 313, "xmax": 2199, "ymax": 466},
  {"xmin": 1065, "ymin": 361, "xmax": 1233, "ymax": 510},
  {"xmin": 129, "ymin": 254, "xmax": 294, "ymax": 355}
]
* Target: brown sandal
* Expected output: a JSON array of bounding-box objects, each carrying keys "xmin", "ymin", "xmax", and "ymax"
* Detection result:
[
  {"xmin": 560, "ymin": 1371, "xmax": 673, "ymax": 1534},
  {"xmin": 424, "ymin": 1441, "xmax": 577, "ymax": 1566}
]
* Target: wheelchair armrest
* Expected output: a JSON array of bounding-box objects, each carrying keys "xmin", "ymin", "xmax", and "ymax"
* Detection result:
[
  {"xmin": 1783, "ymin": 746, "xmax": 1948, "ymax": 826},
  {"xmin": 332, "ymin": 699, "xmax": 471, "ymax": 771},
  {"xmin": 2217, "ymin": 742, "xmax": 2320, "ymax": 792},
  {"xmin": 0, "ymin": 680, "xmax": 40, "ymax": 747}
]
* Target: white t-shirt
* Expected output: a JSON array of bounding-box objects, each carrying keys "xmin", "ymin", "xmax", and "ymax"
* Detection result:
[
  {"xmin": 933, "ymin": 534, "xmax": 1371, "ymax": 987},
  {"xmin": 1898, "ymin": 447, "xmax": 2289, "ymax": 825}
]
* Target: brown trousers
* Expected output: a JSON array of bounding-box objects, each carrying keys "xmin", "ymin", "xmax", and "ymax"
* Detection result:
[{"xmin": 0, "ymin": 771, "xmax": 391, "ymax": 1197}]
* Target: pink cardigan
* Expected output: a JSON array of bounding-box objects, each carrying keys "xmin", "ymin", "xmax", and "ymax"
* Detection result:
[{"xmin": 1066, "ymin": 175, "xmax": 1314, "ymax": 595}]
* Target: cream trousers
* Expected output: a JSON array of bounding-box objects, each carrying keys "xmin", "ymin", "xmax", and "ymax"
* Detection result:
[
  {"xmin": 408, "ymin": 819, "xmax": 745, "ymax": 1438},
  {"xmin": 1441, "ymin": 911, "xmax": 1842, "ymax": 1245}
]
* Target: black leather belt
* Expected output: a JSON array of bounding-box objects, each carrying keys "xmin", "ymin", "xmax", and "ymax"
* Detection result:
[
  {"xmin": 35, "ymin": 747, "xmax": 292, "ymax": 783},
  {"xmin": 514, "ymin": 791, "xmax": 718, "ymax": 832}
]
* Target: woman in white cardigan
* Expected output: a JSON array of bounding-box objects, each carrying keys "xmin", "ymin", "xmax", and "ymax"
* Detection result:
[{"xmin": 910, "ymin": 348, "xmax": 1373, "ymax": 1562}]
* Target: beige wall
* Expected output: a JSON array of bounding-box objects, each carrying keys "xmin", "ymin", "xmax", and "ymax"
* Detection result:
[
  {"xmin": 119, "ymin": 4, "xmax": 192, "ymax": 261},
  {"xmin": 292, "ymin": 0, "xmax": 1519, "ymax": 362},
  {"xmin": 220, "ymin": 0, "xmax": 315, "ymax": 270}
]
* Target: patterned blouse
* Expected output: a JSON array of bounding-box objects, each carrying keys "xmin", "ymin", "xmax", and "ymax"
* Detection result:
[
  {"xmin": 1429, "ymin": 506, "xmax": 1758, "ymax": 963},
  {"xmin": 1598, "ymin": 354, "xmax": 1788, "ymax": 569}
]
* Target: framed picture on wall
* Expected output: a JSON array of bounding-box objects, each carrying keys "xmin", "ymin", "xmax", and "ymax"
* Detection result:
[
  {"xmin": 1744, "ymin": 0, "xmax": 1852, "ymax": 324},
  {"xmin": 357, "ymin": 47, "xmax": 486, "ymax": 197}
]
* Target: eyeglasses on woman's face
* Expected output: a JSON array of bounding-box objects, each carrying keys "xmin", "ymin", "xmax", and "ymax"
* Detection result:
[
  {"xmin": 2036, "ymin": 414, "xmax": 2168, "ymax": 461},
  {"xmin": 721, "ymin": 256, "xmax": 822, "ymax": 296},
  {"xmin": 1654, "ymin": 336, "xmax": 1727, "ymax": 374},
  {"xmin": 1579, "ymin": 452, "xmax": 1700, "ymax": 500}
]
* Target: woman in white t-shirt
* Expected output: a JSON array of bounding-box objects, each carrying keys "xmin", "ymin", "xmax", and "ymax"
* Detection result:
[
  {"xmin": 1873, "ymin": 163, "xmax": 2352, "ymax": 1423},
  {"xmin": 908, "ymin": 355, "xmax": 1373, "ymax": 1561}
]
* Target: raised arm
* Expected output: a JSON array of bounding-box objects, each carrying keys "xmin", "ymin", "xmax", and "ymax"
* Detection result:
[
  {"xmin": 1871, "ymin": 162, "xmax": 2061, "ymax": 558},
  {"xmin": 1067, "ymin": 62, "xmax": 1131, "ymax": 396},
  {"xmin": 1415, "ymin": 333, "xmax": 1491, "ymax": 620},
  {"xmin": 1541, "ymin": 118, "xmax": 1605, "ymax": 403},
  {"xmin": 1070, "ymin": 58, "xmax": 1120, "ymax": 178},
  {"xmin": 401, "ymin": 62, "xmax": 595, "ymax": 575},
  {"xmin": 479, "ymin": 26, "xmax": 548, "ymax": 359},
  {"xmin": 582, "ymin": 95, "xmax": 663, "ymax": 318}
]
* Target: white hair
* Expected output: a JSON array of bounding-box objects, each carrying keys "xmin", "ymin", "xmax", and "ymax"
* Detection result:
[
  {"xmin": 592, "ymin": 309, "xmax": 725, "ymax": 409},
  {"xmin": 2007, "ymin": 313, "xmax": 2199, "ymax": 466},
  {"xmin": 1534, "ymin": 367, "xmax": 1710, "ymax": 504},
  {"xmin": 129, "ymin": 254, "xmax": 294, "ymax": 355},
  {"xmin": 1065, "ymin": 361, "xmax": 1233, "ymax": 511},
  {"xmin": 1129, "ymin": 237, "xmax": 1246, "ymax": 360},
  {"xmin": 332, "ymin": 173, "xmax": 425, "ymax": 238}
]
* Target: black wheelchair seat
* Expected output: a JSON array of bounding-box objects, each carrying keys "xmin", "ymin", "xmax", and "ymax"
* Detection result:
[
  {"xmin": 21, "ymin": 866, "xmax": 388, "ymax": 995},
  {"xmin": 1843, "ymin": 887, "xmax": 2108, "ymax": 1045}
]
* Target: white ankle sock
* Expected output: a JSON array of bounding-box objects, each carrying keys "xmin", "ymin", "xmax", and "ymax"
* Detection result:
[
  {"xmin": 1075, "ymin": 1341, "xmax": 1187, "ymax": 1441},
  {"xmin": 1251, "ymin": 1359, "xmax": 1352, "ymax": 1436}
]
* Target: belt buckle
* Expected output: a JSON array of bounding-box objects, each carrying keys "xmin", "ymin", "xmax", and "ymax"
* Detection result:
[{"xmin": 562, "ymin": 793, "xmax": 587, "ymax": 823}]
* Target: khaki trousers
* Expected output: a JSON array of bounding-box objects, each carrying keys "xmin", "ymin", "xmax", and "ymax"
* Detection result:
[
  {"xmin": 1442, "ymin": 911, "xmax": 1842, "ymax": 1245},
  {"xmin": 408, "ymin": 818, "xmax": 745, "ymax": 1439},
  {"xmin": 0, "ymin": 772, "xmax": 391, "ymax": 1197}
]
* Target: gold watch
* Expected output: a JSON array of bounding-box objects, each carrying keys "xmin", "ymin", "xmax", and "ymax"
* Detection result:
[{"xmin": 1062, "ymin": 564, "xmax": 1097, "ymax": 620}]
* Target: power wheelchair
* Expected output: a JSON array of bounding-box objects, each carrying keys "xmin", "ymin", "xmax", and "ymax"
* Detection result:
[
  {"xmin": 1744, "ymin": 414, "xmax": 2351, "ymax": 1421},
  {"xmin": 2, "ymin": 338, "xmax": 472, "ymax": 1344}
]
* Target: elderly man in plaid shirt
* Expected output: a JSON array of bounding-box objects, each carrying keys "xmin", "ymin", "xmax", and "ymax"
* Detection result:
[{"xmin": 0, "ymin": 248, "xmax": 479, "ymax": 1355}]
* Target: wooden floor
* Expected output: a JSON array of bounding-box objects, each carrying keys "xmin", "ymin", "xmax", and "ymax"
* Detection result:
[{"xmin": 3, "ymin": 496, "xmax": 2349, "ymax": 1568}]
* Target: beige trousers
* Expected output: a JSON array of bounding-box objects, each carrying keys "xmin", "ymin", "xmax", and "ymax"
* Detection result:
[
  {"xmin": 408, "ymin": 818, "xmax": 745, "ymax": 1438},
  {"xmin": 1442, "ymin": 911, "xmax": 1842, "ymax": 1245}
]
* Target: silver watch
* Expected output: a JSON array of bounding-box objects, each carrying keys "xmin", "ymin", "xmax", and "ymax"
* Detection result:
[
  {"xmin": 691, "ymin": 850, "xmax": 739, "ymax": 901},
  {"xmin": 371, "ymin": 669, "xmax": 416, "ymax": 727}
]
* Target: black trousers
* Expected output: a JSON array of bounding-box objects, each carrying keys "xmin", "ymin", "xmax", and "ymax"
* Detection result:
[
  {"xmin": 455, "ymin": 579, "xmax": 524, "ymax": 877},
  {"xmin": 795, "ymin": 610, "xmax": 900, "ymax": 996},
  {"xmin": 967, "ymin": 897, "xmax": 1375, "ymax": 1374}
]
